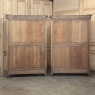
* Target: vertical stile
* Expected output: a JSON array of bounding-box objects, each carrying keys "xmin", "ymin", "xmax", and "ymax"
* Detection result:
[{"xmin": 51, "ymin": 20, "xmax": 53, "ymax": 75}]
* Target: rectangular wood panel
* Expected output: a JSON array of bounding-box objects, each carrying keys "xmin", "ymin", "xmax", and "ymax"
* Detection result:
[
  {"xmin": 4, "ymin": 0, "xmax": 13, "ymax": 14},
  {"xmin": 53, "ymin": 21, "xmax": 70, "ymax": 43},
  {"xmin": 54, "ymin": 0, "xmax": 79, "ymax": 12},
  {"xmin": 9, "ymin": 45, "xmax": 28, "ymax": 69},
  {"xmin": 53, "ymin": 19, "xmax": 88, "ymax": 43},
  {"xmin": 70, "ymin": 46, "xmax": 88, "ymax": 69},
  {"xmin": 33, "ymin": 1, "xmax": 40, "ymax": 15},
  {"xmin": 54, "ymin": 11, "xmax": 79, "ymax": 15},
  {"xmin": 9, "ymin": 45, "xmax": 45, "ymax": 70},
  {"xmin": 28, "ymin": 45, "xmax": 45, "ymax": 68},
  {"xmin": 28, "ymin": 20, "xmax": 45, "ymax": 42},
  {"xmin": 84, "ymin": 0, "xmax": 95, "ymax": 9},
  {"xmin": 13, "ymin": 0, "xmax": 17, "ymax": 15},
  {"xmin": 18, "ymin": 0, "xmax": 26, "ymax": 15},
  {"xmin": 44, "ymin": 1, "xmax": 52, "ymax": 17},
  {"xmin": 71, "ymin": 20, "xmax": 88, "ymax": 43},
  {"xmin": 8, "ymin": 20, "xmax": 45, "ymax": 43},
  {"xmin": 52, "ymin": 46, "xmax": 88, "ymax": 69},
  {"xmin": 53, "ymin": 46, "xmax": 70, "ymax": 68}
]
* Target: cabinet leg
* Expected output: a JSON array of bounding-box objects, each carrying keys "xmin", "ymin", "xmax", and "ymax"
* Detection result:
[
  {"xmin": 88, "ymin": 71, "xmax": 91, "ymax": 77},
  {"xmin": 51, "ymin": 72, "xmax": 53, "ymax": 76},
  {"xmin": 51, "ymin": 68, "xmax": 53, "ymax": 76},
  {"xmin": 6, "ymin": 72, "xmax": 10, "ymax": 78},
  {"xmin": 44, "ymin": 71, "xmax": 47, "ymax": 76}
]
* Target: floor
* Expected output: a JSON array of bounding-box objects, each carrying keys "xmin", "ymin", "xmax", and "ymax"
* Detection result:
[{"xmin": 0, "ymin": 73, "xmax": 95, "ymax": 95}]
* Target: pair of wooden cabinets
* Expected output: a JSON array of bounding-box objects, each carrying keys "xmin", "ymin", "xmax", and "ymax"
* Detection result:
[{"xmin": 5, "ymin": 15, "xmax": 91, "ymax": 77}]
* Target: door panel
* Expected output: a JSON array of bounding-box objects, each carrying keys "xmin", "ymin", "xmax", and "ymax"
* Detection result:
[
  {"xmin": 9, "ymin": 45, "xmax": 28, "ymax": 69},
  {"xmin": 9, "ymin": 20, "xmax": 45, "ymax": 43},
  {"xmin": 70, "ymin": 46, "xmax": 88, "ymax": 69},
  {"xmin": 53, "ymin": 21, "xmax": 70, "ymax": 43},
  {"xmin": 28, "ymin": 21, "xmax": 45, "ymax": 43},
  {"xmin": 53, "ymin": 46, "xmax": 88, "ymax": 69},
  {"xmin": 53, "ymin": 46, "xmax": 70, "ymax": 68},
  {"xmin": 9, "ymin": 45, "xmax": 45, "ymax": 70},
  {"xmin": 9, "ymin": 20, "xmax": 28, "ymax": 43},
  {"xmin": 53, "ymin": 20, "xmax": 88, "ymax": 43},
  {"xmin": 28, "ymin": 45, "xmax": 45, "ymax": 69},
  {"xmin": 71, "ymin": 20, "xmax": 88, "ymax": 43}
]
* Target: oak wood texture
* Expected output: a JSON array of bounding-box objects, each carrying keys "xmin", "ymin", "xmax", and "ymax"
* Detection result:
[
  {"xmin": 6, "ymin": 15, "xmax": 47, "ymax": 76},
  {"xmin": 51, "ymin": 15, "xmax": 91, "ymax": 75}
]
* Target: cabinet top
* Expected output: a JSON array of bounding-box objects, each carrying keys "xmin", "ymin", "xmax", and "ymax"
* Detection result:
[
  {"xmin": 51, "ymin": 15, "xmax": 92, "ymax": 20},
  {"xmin": 6, "ymin": 15, "xmax": 48, "ymax": 20}
]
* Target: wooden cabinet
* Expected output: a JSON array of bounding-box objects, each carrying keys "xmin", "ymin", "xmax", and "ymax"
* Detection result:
[
  {"xmin": 6, "ymin": 15, "xmax": 47, "ymax": 77},
  {"xmin": 51, "ymin": 15, "xmax": 91, "ymax": 75}
]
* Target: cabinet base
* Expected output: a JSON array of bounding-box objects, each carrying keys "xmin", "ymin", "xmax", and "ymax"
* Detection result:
[
  {"xmin": 52, "ymin": 68, "xmax": 90, "ymax": 75},
  {"xmin": 6, "ymin": 69, "xmax": 46, "ymax": 77}
]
